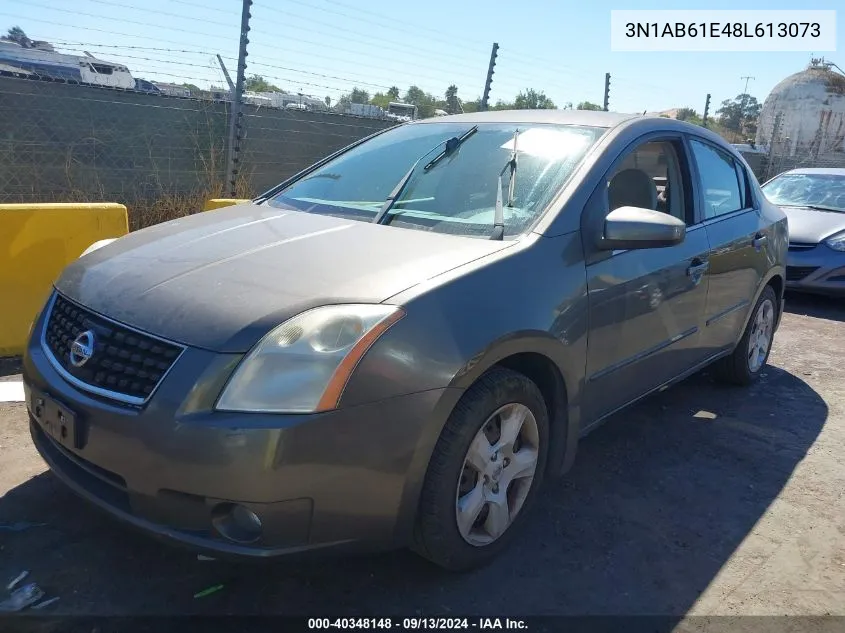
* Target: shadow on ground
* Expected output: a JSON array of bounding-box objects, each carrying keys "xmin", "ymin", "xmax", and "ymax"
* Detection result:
[
  {"xmin": 0, "ymin": 356, "xmax": 22, "ymax": 378},
  {"xmin": 784, "ymin": 291, "xmax": 844, "ymax": 323},
  {"xmin": 0, "ymin": 366, "xmax": 827, "ymax": 621}
]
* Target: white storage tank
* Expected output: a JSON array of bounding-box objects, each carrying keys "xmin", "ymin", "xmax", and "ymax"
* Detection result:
[{"xmin": 756, "ymin": 59, "xmax": 845, "ymax": 164}]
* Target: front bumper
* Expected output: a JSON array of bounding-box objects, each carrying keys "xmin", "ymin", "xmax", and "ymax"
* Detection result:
[
  {"xmin": 23, "ymin": 306, "xmax": 454, "ymax": 558},
  {"xmin": 786, "ymin": 244, "xmax": 845, "ymax": 297}
]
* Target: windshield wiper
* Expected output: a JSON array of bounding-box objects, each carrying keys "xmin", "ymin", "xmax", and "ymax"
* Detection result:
[
  {"xmin": 372, "ymin": 125, "xmax": 478, "ymax": 225},
  {"xmin": 778, "ymin": 203, "xmax": 844, "ymax": 213},
  {"xmin": 490, "ymin": 128, "xmax": 520, "ymax": 241}
]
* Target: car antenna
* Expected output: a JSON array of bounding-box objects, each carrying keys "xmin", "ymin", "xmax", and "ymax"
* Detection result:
[{"xmin": 491, "ymin": 128, "xmax": 519, "ymax": 241}]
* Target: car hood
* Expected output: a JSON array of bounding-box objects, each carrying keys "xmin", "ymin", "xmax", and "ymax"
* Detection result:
[
  {"xmin": 781, "ymin": 206, "xmax": 845, "ymax": 243},
  {"xmin": 55, "ymin": 204, "xmax": 514, "ymax": 352}
]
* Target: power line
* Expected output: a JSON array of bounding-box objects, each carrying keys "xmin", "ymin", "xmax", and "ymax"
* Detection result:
[
  {"xmin": 0, "ymin": 12, "xmax": 213, "ymax": 49},
  {"xmin": 37, "ymin": 39, "xmax": 485, "ymax": 100},
  {"xmin": 25, "ymin": 0, "xmax": 486, "ymax": 84},
  {"xmin": 310, "ymin": 0, "xmax": 609, "ymax": 76},
  {"xmin": 256, "ymin": 2, "xmax": 488, "ymax": 66},
  {"xmin": 6, "ymin": 0, "xmax": 238, "ymax": 41},
  {"xmin": 169, "ymin": 0, "xmax": 238, "ymax": 15},
  {"xmin": 243, "ymin": 40, "xmax": 482, "ymax": 91},
  {"xmin": 48, "ymin": 41, "xmax": 397, "ymax": 91},
  {"xmin": 250, "ymin": 6, "xmax": 487, "ymax": 74},
  {"xmin": 14, "ymin": 12, "xmax": 477, "ymax": 94},
  {"xmin": 46, "ymin": 40, "xmax": 216, "ymax": 55},
  {"xmin": 84, "ymin": 0, "xmax": 233, "ymax": 27}
]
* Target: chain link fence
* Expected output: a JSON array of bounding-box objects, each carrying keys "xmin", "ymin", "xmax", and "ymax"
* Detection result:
[
  {"xmin": 754, "ymin": 110, "xmax": 845, "ymax": 182},
  {"xmin": 0, "ymin": 71, "xmax": 397, "ymax": 229}
]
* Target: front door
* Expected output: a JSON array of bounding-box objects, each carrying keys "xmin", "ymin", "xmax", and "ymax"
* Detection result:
[
  {"xmin": 687, "ymin": 138, "xmax": 767, "ymax": 354},
  {"xmin": 582, "ymin": 136, "xmax": 710, "ymax": 426}
]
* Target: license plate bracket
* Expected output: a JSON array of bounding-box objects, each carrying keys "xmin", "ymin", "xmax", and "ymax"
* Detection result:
[{"xmin": 30, "ymin": 390, "xmax": 86, "ymax": 450}]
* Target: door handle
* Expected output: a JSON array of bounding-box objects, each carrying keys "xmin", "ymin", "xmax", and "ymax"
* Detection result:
[
  {"xmin": 687, "ymin": 260, "xmax": 709, "ymax": 277},
  {"xmin": 752, "ymin": 233, "xmax": 768, "ymax": 249}
]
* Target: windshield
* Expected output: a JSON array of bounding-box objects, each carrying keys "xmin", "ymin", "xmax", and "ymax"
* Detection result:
[
  {"xmin": 267, "ymin": 122, "xmax": 604, "ymax": 238},
  {"xmin": 762, "ymin": 173, "xmax": 845, "ymax": 212}
]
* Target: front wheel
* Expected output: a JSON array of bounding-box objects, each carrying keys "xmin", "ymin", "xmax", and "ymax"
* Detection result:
[
  {"xmin": 714, "ymin": 285, "xmax": 778, "ymax": 386},
  {"xmin": 412, "ymin": 368, "xmax": 549, "ymax": 571}
]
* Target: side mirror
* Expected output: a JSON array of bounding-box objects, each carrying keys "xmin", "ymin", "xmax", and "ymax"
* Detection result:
[{"xmin": 598, "ymin": 206, "xmax": 686, "ymax": 251}]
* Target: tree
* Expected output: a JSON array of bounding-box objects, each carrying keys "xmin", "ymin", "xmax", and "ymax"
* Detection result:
[
  {"xmin": 675, "ymin": 107, "xmax": 698, "ymax": 122},
  {"xmin": 716, "ymin": 93, "xmax": 762, "ymax": 139},
  {"xmin": 577, "ymin": 101, "xmax": 603, "ymax": 111},
  {"xmin": 244, "ymin": 75, "xmax": 280, "ymax": 92},
  {"xmin": 325, "ymin": 96, "xmax": 331, "ymax": 107},
  {"xmin": 461, "ymin": 97, "xmax": 482, "ymax": 113},
  {"xmin": 3, "ymin": 26, "xmax": 31, "ymax": 47},
  {"xmin": 404, "ymin": 85, "xmax": 437, "ymax": 118},
  {"xmin": 350, "ymin": 87, "xmax": 370, "ymax": 104},
  {"xmin": 370, "ymin": 92, "xmax": 390, "ymax": 109},
  {"xmin": 491, "ymin": 99, "xmax": 514, "ymax": 110},
  {"xmin": 513, "ymin": 88, "xmax": 555, "ymax": 110},
  {"xmin": 387, "ymin": 86, "xmax": 400, "ymax": 100},
  {"xmin": 181, "ymin": 83, "xmax": 201, "ymax": 93},
  {"xmin": 445, "ymin": 84, "xmax": 460, "ymax": 114}
]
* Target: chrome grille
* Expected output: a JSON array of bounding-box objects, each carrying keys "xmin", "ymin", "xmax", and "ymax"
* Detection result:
[
  {"xmin": 788, "ymin": 242, "xmax": 816, "ymax": 252},
  {"xmin": 42, "ymin": 293, "xmax": 184, "ymax": 405}
]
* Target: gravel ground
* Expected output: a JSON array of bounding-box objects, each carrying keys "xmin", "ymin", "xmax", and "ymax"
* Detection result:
[{"xmin": 0, "ymin": 293, "xmax": 843, "ymax": 618}]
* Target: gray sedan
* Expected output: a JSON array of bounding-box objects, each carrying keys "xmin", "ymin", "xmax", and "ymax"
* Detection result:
[
  {"xmin": 761, "ymin": 168, "xmax": 845, "ymax": 296},
  {"xmin": 23, "ymin": 110, "xmax": 786, "ymax": 571}
]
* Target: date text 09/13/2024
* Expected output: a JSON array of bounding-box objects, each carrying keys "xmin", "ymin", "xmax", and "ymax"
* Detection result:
[
  {"xmin": 625, "ymin": 22, "xmax": 822, "ymax": 38},
  {"xmin": 307, "ymin": 618, "xmax": 528, "ymax": 630}
]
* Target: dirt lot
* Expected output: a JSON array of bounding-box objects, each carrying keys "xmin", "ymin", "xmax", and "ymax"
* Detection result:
[{"xmin": 1, "ymin": 293, "xmax": 843, "ymax": 618}]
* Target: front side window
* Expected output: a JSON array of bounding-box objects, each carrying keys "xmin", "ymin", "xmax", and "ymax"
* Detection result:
[
  {"xmin": 606, "ymin": 140, "xmax": 687, "ymax": 223},
  {"xmin": 690, "ymin": 139, "xmax": 745, "ymax": 219},
  {"xmin": 268, "ymin": 122, "xmax": 604, "ymax": 238},
  {"xmin": 762, "ymin": 173, "xmax": 845, "ymax": 213}
]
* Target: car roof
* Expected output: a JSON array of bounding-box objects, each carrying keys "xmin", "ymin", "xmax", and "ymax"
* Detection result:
[
  {"xmin": 780, "ymin": 167, "xmax": 845, "ymax": 176},
  {"xmin": 413, "ymin": 109, "xmax": 642, "ymax": 128}
]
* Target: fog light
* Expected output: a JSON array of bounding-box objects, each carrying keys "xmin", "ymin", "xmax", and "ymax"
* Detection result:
[{"xmin": 211, "ymin": 502, "xmax": 263, "ymax": 544}]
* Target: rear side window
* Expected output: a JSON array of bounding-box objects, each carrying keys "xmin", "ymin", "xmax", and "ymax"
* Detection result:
[{"xmin": 690, "ymin": 139, "xmax": 746, "ymax": 219}]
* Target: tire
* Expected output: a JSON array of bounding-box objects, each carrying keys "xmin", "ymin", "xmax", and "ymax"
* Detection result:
[
  {"xmin": 713, "ymin": 285, "xmax": 778, "ymax": 386},
  {"xmin": 412, "ymin": 367, "xmax": 549, "ymax": 571}
]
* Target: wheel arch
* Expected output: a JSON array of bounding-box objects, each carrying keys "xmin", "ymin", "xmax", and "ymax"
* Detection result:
[
  {"xmin": 392, "ymin": 332, "xmax": 583, "ymax": 546},
  {"xmin": 736, "ymin": 268, "xmax": 785, "ymax": 347}
]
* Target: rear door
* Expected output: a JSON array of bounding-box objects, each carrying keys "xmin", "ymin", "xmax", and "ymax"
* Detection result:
[
  {"xmin": 687, "ymin": 138, "xmax": 767, "ymax": 354},
  {"xmin": 582, "ymin": 134, "xmax": 711, "ymax": 425}
]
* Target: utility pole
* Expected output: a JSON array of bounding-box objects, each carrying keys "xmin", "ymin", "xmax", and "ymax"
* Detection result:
[
  {"xmin": 480, "ymin": 42, "xmax": 498, "ymax": 111},
  {"xmin": 736, "ymin": 76, "xmax": 755, "ymax": 143},
  {"xmin": 224, "ymin": 0, "xmax": 252, "ymax": 198},
  {"xmin": 603, "ymin": 73, "xmax": 611, "ymax": 111},
  {"xmin": 702, "ymin": 93, "xmax": 711, "ymax": 127},
  {"xmin": 741, "ymin": 75, "xmax": 755, "ymax": 96},
  {"xmin": 216, "ymin": 54, "xmax": 235, "ymax": 93}
]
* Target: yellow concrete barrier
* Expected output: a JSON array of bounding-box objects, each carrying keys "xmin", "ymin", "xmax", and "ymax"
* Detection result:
[
  {"xmin": 203, "ymin": 198, "xmax": 251, "ymax": 211},
  {"xmin": 0, "ymin": 203, "xmax": 128, "ymax": 356}
]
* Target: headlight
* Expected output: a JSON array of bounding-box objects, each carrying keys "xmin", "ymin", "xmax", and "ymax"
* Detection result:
[
  {"xmin": 824, "ymin": 231, "xmax": 845, "ymax": 252},
  {"xmin": 216, "ymin": 304, "xmax": 404, "ymax": 413}
]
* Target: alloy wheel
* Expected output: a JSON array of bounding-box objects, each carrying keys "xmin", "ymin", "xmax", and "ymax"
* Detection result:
[
  {"xmin": 454, "ymin": 402, "xmax": 540, "ymax": 546},
  {"xmin": 747, "ymin": 298, "xmax": 775, "ymax": 373}
]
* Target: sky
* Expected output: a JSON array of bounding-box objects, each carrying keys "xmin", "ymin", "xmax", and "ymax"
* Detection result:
[{"xmin": 1, "ymin": 0, "xmax": 842, "ymax": 114}]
